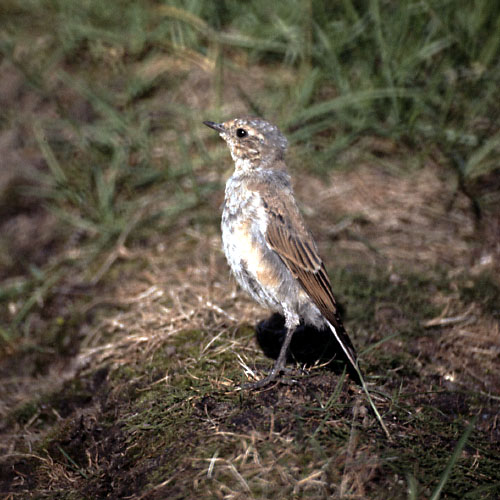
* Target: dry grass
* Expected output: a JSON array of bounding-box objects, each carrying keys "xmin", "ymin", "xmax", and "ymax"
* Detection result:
[
  {"xmin": 423, "ymin": 302, "xmax": 500, "ymax": 397},
  {"xmin": 298, "ymin": 162, "xmax": 480, "ymax": 270},
  {"xmin": 75, "ymin": 228, "xmax": 262, "ymax": 376}
]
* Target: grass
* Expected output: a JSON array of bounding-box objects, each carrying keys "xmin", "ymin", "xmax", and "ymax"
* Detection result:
[{"xmin": 1, "ymin": 0, "xmax": 499, "ymax": 498}]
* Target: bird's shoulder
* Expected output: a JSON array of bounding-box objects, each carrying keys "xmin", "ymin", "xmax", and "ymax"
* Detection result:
[
  {"xmin": 243, "ymin": 165, "xmax": 296, "ymax": 215},
  {"xmin": 245, "ymin": 168, "xmax": 323, "ymax": 273}
]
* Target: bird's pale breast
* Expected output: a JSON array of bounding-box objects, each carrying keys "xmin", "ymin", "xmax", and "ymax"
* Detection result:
[
  {"xmin": 221, "ymin": 173, "xmax": 325, "ymax": 329},
  {"xmin": 222, "ymin": 179, "xmax": 283, "ymax": 310}
]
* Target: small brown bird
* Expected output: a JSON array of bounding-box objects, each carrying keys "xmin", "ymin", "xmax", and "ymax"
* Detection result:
[{"xmin": 204, "ymin": 117, "xmax": 390, "ymax": 438}]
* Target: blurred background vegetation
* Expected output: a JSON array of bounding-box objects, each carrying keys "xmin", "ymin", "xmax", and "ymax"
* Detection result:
[
  {"xmin": 1, "ymin": 2, "xmax": 499, "ymax": 497},
  {"xmin": 0, "ymin": 0, "xmax": 498, "ymax": 359}
]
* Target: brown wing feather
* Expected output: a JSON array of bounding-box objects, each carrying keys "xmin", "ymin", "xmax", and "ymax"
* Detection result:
[{"xmin": 264, "ymin": 198, "xmax": 358, "ymax": 363}]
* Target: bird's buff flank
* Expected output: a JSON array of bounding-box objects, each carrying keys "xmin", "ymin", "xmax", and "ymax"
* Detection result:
[{"xmin": 204, "ymin": 117, "xmax": 391, "ymax": 440}]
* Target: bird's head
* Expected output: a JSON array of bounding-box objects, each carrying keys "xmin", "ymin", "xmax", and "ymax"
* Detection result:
[{"xmin": 204, "ymin": 117, "xmax": 288, "ymax": 170}]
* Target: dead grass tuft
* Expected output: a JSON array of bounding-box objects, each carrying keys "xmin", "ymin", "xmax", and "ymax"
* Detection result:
[
  {"xmin": 76, "ymin": 228, "xmax": 265, "ymax": 380},
  {"xmin": 423, "ymin": 301, "xmax": 500, "ymax": 396},
  {"xmin": 298, "ymin": 161, "xmax": 483, "ymax": 270}
]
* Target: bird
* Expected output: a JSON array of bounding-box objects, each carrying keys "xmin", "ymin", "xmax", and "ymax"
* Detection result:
[{"xmin": 204, "ymin": 116, "xmax": 390, "ymax": 438}]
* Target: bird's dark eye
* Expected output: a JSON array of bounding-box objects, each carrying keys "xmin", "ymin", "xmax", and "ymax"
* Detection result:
[{"xmin": 236, "ymin": 128, "xmax": 247, "ymax": 138}]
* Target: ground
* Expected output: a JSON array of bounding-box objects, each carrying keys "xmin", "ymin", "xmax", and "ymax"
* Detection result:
[
  {"xmin": 1, "ymin": 2, "xmax": 500, "ymax": 499},
  {"xmin": 1, "ymin": 153, "xmax": 499, "ymax": 498}
]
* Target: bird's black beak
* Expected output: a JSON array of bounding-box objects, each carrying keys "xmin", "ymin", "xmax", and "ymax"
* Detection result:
[{"xmin": 203, "ymin": 121, "xmax": 226, "ymax": 133}]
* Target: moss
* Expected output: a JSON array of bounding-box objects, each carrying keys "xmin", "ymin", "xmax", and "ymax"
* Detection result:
[
  {"xmin": 460, "ymin": 273, "xmax": 500, "ymax": 318},
  {"xmin": 8, "ymin": 401, "xmax": 40, "ymax": 426},
  {"xmin": 332, "ymin": 268, "xmax": 443, "ymax": 332}
]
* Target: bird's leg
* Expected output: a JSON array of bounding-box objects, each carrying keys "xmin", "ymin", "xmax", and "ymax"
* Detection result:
[
  {"xmin": 272, "ymin": 324, "xmax": 294, "ymax": 375},
  {"xmin": 241, "ymin": 318, "xmax": 296, "ymax": 390}
]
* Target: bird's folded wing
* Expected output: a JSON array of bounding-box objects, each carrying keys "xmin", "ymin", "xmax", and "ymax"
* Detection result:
[{"xmin": 264, "ymin": 201, "xmax": 358, "ymax": 366}]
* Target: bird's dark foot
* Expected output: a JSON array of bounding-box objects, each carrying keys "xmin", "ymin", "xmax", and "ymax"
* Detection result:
[
  {"xmin": 239, "ymin": 366, "xmax": 298, "ymax": 390},
  {"xmin": 240, "ymin": 371, "xmax": 279, "ymax": 390},
  {"xmin": 241, "ymin": 324, "xmax": 300, "ymax": 390}
]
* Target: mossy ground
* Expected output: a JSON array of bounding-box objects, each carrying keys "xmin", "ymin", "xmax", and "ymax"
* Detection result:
[
  {"xmin": 2, "ymin": 224, "xmax": 499, "ymax": 498},
  {"xmin": 1, "ymin": 2, "xmax": 500, "ymax": 499}
]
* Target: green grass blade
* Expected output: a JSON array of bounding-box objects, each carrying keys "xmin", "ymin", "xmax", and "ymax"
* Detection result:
[
  {"xmin": 463, "ymin": 132, "xmax": 500, "ymax": 179},
  {"xmin": 33, "ymin": 121, "xmax": 67, "ymax": 184},
  {"xmin": 292, "ymin": 88, "xmax": 417, "ymax": 124},
  {"xmin": 429, "ymin": 416, "xmax": 477, "ymax": 500}
]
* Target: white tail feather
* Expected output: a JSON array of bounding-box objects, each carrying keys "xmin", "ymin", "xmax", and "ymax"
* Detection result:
[{"xmin": 327, "ymin": 321, "xmax": 392, "ymax": 441}]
